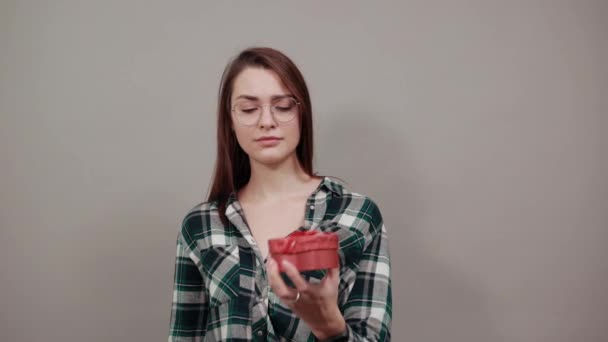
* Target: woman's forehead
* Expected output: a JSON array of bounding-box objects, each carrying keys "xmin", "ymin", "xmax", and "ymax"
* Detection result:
[{"xmin": 232, "ymin": 68, "xmax": 289, "ymax": 100}]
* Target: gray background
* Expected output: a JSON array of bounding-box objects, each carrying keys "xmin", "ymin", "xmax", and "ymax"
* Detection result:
[{"xmin": 1, "ymin": 1, "xmax": 607, "ymax": 341}]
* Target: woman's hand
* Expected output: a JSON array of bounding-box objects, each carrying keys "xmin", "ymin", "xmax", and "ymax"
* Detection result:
[{"xmin": 266, "ymin": 258, "xmax": 347, "ymax": 340}]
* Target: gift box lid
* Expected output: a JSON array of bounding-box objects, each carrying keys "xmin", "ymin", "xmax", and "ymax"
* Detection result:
[{"xmin": 268, "ymin": 230, "xmax": 338, "ymax": 254}]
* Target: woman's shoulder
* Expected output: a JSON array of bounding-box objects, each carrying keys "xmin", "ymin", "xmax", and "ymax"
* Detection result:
[
  {"xmin": 177, "ymin": 200, "xmax": 224, "ymax": 249},
  {"xmin": 333, "ymin": 183, "xmax": 385, "ymax": 229},
  {"xmin": 324, "ymin": 182, "xmax": 387, "ymax": 250}
]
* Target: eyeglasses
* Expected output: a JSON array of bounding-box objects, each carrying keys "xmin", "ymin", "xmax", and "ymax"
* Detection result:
[{"xmin": 231, "ymin": 97, "xmax": 300, "ymax": 126}]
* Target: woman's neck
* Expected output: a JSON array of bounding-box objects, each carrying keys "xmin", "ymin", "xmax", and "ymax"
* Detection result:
[{"xmin": 240, "ymin": 156, "xmax": 316, "ymax": 202}]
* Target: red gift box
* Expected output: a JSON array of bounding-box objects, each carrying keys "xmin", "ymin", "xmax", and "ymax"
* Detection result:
[{"xmin": 268, "ymin": 230, "xmax": 339, "ymax": 272}]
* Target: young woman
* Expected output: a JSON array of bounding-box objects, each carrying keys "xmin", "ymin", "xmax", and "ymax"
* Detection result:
[{"xmin": 168, "ymin": 47, "xmax": 392, "ymax": 341}]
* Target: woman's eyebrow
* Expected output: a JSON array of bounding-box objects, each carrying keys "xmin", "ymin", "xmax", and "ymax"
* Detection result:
[{"xmin": 234, "ymin": 94, "xmax": 292, "ymax": 101}]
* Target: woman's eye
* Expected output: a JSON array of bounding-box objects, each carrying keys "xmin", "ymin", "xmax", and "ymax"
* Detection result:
[
  {"xmin": 274, "ymin": 102, "xmax": 294, "ymax": 111},
  {"xmin": 242, "ymin": 108, "xmax": 257, "ymax": 113}
]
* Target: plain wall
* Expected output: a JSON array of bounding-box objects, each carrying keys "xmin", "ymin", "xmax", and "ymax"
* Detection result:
[{"xmin": 1, "ymin": 1, "xmax": 606, "ymax": 341}]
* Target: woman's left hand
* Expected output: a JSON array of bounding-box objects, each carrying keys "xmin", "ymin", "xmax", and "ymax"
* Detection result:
[{"xmin": 266, "ymin": 258, "xmax": 347, "ymax": 340}]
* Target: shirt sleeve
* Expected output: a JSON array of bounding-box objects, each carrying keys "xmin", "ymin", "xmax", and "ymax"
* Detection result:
[
  {"xmin": 332, "ymin": 200, "xmax": 393, "ymax": 341},
  {"xmin": 168, "ymin": 231, "xmax": 208, "ymax": 341}
]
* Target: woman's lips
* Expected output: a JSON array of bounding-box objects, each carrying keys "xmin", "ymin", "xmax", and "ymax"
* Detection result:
[
  {"xmin": 257, "ymin": 137, "xmax": 282, "ymax": 146},
  {"xmin": 257, "ymin": 137, "xmax": 281, "ymax": 141}
]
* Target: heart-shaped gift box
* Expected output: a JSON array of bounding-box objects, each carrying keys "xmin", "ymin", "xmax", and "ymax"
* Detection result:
[{"xmin": 268, "ymin": 230, "xmax": 339, "ymax": 272}]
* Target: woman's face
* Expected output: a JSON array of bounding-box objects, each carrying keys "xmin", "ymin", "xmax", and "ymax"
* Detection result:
[{"xmin": 230, "ymin": 67, "xmax": 301, "ymax": 166}]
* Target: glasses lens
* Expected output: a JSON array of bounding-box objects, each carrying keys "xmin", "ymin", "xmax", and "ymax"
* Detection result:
[
  {"xmin": 234, "ymin": 102, "xmax": 261, "ymax": 126},
  {"xmin": 272, "ymin": 98, "xmax": 298, "ymax": 122}
]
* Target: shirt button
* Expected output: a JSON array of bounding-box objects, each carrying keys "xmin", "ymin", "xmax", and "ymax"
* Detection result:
[
  {"xmin": 310, "ymin": 205, "xmax": 314, "ymax": 209},
  {"xmin": 257, "ymin": 331, "xmax": 263, "ymax": 336}
]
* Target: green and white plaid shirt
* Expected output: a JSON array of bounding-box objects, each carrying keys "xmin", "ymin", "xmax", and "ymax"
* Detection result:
[{"xmin": 168, "ymin": 176, "xmax": 392, "ymax": 341}]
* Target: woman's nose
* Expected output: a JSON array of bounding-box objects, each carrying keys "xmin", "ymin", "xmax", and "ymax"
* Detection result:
[{"xmin": 258, "ymin": 105, "xmax": 277, "ymax": 127}]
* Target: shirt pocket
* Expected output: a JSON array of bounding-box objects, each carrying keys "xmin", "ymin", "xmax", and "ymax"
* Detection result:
[
  {"xmin": 200, "ymin": 244, "xmax": 241, "ymax": 307},
  {"xmin": 324, "ymin": 223, "xmax": 364, "ymax": 269}
]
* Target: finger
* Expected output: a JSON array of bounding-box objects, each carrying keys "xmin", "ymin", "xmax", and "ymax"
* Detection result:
[
  {"xmin": 266, "ymin": 258, "xmax": 281, "ymax": 288},
  {"xmin": 267, "ymin": 258, "xmax": 296, "ymax": 300},
  {"xmin": 281, "ymin": 260, "xmax": 309, "ymax": 292}
]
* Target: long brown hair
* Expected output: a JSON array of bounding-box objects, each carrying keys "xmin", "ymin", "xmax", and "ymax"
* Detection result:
[{"xmin": 206, "ymin": 47, "xmax": 322, "ymax": 227}]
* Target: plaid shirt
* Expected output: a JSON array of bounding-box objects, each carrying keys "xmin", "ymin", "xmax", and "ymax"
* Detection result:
[{"xmin": 168, "ymin": 176, "xmax": 392, "ymax": 341}]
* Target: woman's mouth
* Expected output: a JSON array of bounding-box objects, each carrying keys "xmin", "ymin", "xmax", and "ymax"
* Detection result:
[{"xmin": 256, "ymin": 137, "xmax": 282, "ymax": 146}]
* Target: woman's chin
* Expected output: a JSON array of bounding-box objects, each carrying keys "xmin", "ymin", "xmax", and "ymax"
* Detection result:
[{"xmin": 252, "ymin": 151, "xmax": 292, "ymax": 166}]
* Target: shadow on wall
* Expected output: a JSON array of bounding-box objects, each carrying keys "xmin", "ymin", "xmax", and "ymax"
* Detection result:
[{"xmin": 321, "ymin": 107, "xmax": 503, "ymax": 342}]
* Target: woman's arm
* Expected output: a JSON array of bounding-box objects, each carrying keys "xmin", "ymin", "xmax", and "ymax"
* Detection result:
[
  {"xmin": 325, "ymin": 200, "xmax": 393, "ymax": 342},
  {"xmin": 168, "ymin": 231, "xmax": 208, "ymax": 341}
]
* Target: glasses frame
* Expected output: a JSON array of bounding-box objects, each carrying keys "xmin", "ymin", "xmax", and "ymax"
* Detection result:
[{"xmin": 231, "ymin": 97, "xmax": 301, "ymax": 127}]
